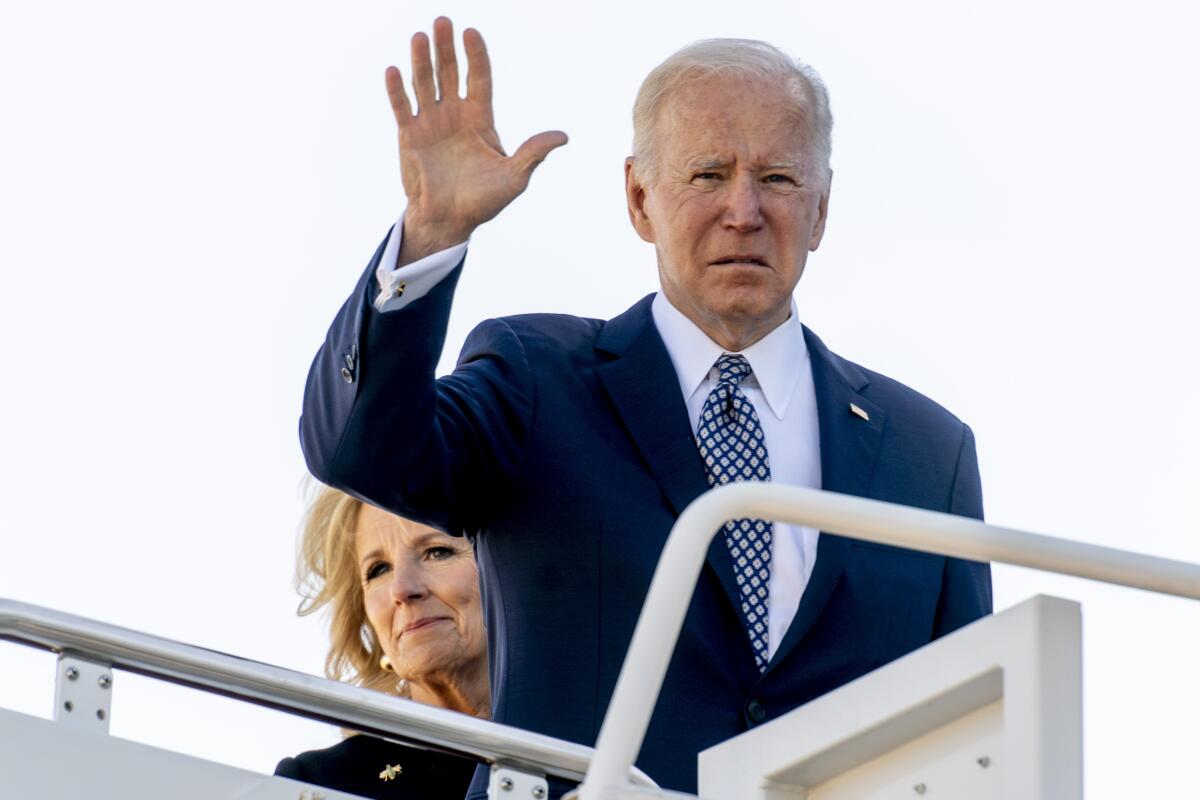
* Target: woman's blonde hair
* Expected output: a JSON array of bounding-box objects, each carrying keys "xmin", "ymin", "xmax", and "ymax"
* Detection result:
[{"xmin": 295, "ymin": 482, "xmax": 400, "ymax": 697}]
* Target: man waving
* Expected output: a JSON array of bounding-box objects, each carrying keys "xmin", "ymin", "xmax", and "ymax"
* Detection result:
[{"xmin": 300, "ymin": 17, "xmax": 991, "ymax": 798}]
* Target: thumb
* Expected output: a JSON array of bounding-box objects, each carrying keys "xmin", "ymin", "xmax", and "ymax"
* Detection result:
[{"xmin": 512, "ymin": 130, "xmax": 569, "ymax": 178}]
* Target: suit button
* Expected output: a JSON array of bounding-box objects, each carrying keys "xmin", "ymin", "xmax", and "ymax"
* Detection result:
[
  {"xmin": 344, "ymin": 352, "xmax": 355, "ymax": 370},
  {"xmin": 746, "ymin": 699, "xmax": 766, "ymax": 724},
  {"xmin": 341, "ymin": 366, "xmax": 354, "ymax": 384}
]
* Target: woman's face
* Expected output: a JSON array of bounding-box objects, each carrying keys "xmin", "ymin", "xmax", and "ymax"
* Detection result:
[{"xmin": 355, "ymin": 505, "xmax": 486, "ymax": 687}]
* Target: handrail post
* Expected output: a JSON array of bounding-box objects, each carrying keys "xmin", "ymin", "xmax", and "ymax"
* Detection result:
[{"xmin": 580, "ymin": 487, "xmax": 748, "ymax": 799}]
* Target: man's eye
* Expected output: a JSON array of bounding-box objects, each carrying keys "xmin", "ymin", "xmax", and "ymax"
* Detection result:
[
  {"xmin": 693, "ymin": 172, "xmax": 720, "ymax": 181},
  {"xmin": 365, "ymin": 562, "xmax": 390, "ymax": 581},
  {"xmin": 764, "ymin": 174, "xmax": 793, "ymax": 184}
]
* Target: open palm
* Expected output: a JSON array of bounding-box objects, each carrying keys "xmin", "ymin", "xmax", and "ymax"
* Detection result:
[{"xmin": 387, "ymin": 18, "xmax": 567, "ymax": 256}]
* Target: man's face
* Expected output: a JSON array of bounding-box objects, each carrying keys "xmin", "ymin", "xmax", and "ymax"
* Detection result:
[{"xmin": 626, "ymin": 75, "xmax": 830, "ymax": 349}]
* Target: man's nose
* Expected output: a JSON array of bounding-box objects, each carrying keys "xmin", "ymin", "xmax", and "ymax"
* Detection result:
[
  {"xmin": 388, "ymin": 562, "xmax": 429, "ymax": 603},
  {"xmin": 723, "ymin": 175, "xmax": 764, "ymax": 231}
]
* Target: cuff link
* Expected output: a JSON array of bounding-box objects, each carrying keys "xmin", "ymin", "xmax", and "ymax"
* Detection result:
[{"xmin": 393, "ymin": 281, "xmax": 407, "ymax": 298}]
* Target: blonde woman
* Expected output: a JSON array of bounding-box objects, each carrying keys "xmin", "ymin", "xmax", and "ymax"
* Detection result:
[{"xmin": 275, "ymin": 484, "xmax": 487, "ymax": 799}]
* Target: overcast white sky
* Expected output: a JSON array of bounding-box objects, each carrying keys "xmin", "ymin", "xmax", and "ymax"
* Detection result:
[{"xmin": 1, "ymin": 0, "xmax": 1198, "ymax": 796}]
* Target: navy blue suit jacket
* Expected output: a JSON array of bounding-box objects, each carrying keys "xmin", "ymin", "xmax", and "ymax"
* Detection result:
[{"xmin": 300, "ymin": 238, "xmax": 992, "ymax": 796}]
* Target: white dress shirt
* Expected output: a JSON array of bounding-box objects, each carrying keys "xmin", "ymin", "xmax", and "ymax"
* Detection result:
[
  {"xmin": 372, "ymin": 215, "xmax": 469, "ymax": 312},
  {"xmin": 650, "ymin": 294, "xmax": 821, "ymax": 658},
  {"xmin": 374, "ymin": 215, "xmax": 823, "ymax": 659}
]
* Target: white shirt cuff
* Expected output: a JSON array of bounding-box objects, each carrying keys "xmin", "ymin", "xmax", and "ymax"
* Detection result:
[{"xmin": 373, "ymin": 213, "xmax": 469, "ymax": 312}]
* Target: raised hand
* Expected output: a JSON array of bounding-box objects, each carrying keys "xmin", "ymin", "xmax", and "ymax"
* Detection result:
[{"xmin": 387, "ymin": 18, "xmax": 568, "ymax": 264}]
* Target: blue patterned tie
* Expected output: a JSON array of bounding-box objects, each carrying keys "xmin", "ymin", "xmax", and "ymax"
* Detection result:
[{"xmin": 696, "ymin": 354, "xmax": 773, "ymax": 671}]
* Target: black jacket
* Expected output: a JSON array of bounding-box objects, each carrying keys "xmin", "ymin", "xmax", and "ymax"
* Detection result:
[{"xmin": 275, "ymin": 734, "xmax": 476, "ymax": 800}]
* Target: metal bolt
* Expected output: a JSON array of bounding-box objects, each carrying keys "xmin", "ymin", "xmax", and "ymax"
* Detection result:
[
  {"xmin": 499, "ymin": 777, "xmax": 514, "ymax": 791},
  {"xmin": 65, "ymin": 666, "xmax": 79, "ymax": 681},
  {"xmin": 977, "ymin": 755, "xmax": 991, "ymax": 768},
  {"xmin": 532, "ymin": 787, "xmax": 546, "ymax": 799},
  {"xmin": 98, "ymin": 674, "xmax": 112, "ymax": 689},
  {"xmin": 913, "ymin": 783, "xmax": 927, "ymax": 795}
]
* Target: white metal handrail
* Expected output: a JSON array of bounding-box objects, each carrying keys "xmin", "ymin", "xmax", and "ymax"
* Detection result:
[
  {"xmin": 579, "ymin": 483, "xmax": 1200, "ymax": 800},
  {"xmin": 0, "ymin": 598, "xmax": 657, "ymax": 788}
]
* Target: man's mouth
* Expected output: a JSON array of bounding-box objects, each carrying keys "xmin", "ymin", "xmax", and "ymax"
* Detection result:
[{"xmin": 711, "ymin": 255, "xmax": 768, "ymax": 267}]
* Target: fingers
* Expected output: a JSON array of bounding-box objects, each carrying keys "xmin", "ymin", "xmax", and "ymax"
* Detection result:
[
  {"xmin": 464, "ymin": 27, "xmax": 492, "ymax": 107},
  {"xmin": 432, "ymin": 16, "xmax": 460, "ymax": 102},
  {"xmin": 410, "ymin": 32, "xmax": 436, "ymax": 112},
  {"xmin": 512, "ymin": 130, "xmax": 569, "ymax": 178},
  {"xmin": 384, "ymin": 66, "xmax": 413, "ymax": 125}
]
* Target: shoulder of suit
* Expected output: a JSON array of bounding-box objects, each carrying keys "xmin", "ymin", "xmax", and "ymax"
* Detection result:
[
  {"xmin": 832, "ymin": 349, "xmax": 969, "ymax": 435},
  {"xmin": 499, "ymin": 311, "xmax": 604, "ymax": 335},
  {"xmin": 469, "ymin": 312, "xmax": 605, "ymax": 354}
]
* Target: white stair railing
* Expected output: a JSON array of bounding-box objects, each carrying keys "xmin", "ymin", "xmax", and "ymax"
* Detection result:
[
  {"xmin": 0, "ymin": 598, "xmax": 658, "ymax": 793},
  {"xmin": 6, "ymin": 484, "xmax": 1199, "ymax": 799},
  {"xmin": 578, "ymin": 483, "xmax": 1200, "ymax": 800}
]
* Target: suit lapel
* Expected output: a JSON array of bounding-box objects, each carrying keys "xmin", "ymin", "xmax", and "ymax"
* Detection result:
[
  {"xmin": 594, "ymin": 296, "xmax": 745, "ymax": 616},
  {"xmin": 594, "ymin": 306, "xmax": 888, "ymax": 667},
  {"xmin": 766, "ymin": 326, "xmax": 887, "ymax": 674}
]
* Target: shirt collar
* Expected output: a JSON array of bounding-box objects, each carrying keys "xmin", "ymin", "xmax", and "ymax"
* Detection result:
[{"xmin": 650, "ymin": 292, "xmax": 809, "ymax": 420}]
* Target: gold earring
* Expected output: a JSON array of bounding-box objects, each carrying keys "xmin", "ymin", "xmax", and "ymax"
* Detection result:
[{"xmin": 380, "ymin": 654, "xmax": 392, "ymax": 672}]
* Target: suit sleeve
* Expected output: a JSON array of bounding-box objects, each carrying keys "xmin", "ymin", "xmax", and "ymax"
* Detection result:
[
  {"xmin": 932, "ymin": 423, "xmax": 994, "ymax": 637},
  {"xmin": 299, "ymin": 234, "xmax": 534, "ymax": 535}
]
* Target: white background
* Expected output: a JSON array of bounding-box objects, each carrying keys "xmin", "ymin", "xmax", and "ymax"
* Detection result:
[{"xmin": 1, "ymin": 0, "xmax": 1197, "ymax": 796}]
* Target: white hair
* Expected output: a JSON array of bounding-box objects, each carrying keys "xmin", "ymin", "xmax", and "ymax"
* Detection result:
[{"xmin": 631, "ymin": 38, "xmax": 833, "ymax": 187}]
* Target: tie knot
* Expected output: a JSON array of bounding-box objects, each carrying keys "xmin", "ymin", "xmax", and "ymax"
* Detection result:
[{"xmin": 715, "ymin": 354, "xmax": 752, "ymax": 387}]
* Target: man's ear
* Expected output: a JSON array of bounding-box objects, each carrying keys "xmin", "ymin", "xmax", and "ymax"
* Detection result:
[
  {"xmin": 625, "ymin": 157, "xmax": 655, "ymax": 243},
  {"xmin": 809, "ymin": 171, "xmax": 832, "ymax": 252}
]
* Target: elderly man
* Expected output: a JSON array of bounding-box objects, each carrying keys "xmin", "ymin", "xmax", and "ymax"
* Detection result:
[{"xmin": 301, "ymin": 17, "xmax": 990, "ymax": 798}]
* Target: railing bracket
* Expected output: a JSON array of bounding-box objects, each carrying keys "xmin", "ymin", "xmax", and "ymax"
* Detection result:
[
  {"xmin": 54, "ymin": 651, "xmax": 113, "ymax": 733},
  {"xmin": 489, "ymin": 765, "xmax": 549, "ymax": 799}
]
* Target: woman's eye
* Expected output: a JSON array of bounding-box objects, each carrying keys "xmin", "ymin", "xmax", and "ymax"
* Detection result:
[
  {"xmin": 365, "ymin": 562, "xmax": 390, "ymax": 581},
  {"xmin": 426, "ymin": 546, "xmax": 455, "ymax": 561}
]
